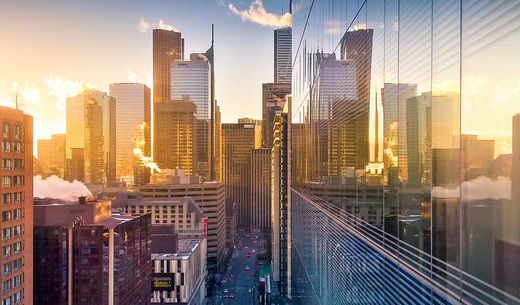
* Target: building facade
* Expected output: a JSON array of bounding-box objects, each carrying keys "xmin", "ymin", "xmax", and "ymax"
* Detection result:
[
  {"xmin": 109, "ymin": 83, "xmax": 151, "ymax": 185},
  {"xmin": 274, "ymin": 27, "xmax": 292, "ymax": 84},
  {"xmin": 271, "ymin": 98, "xmax": 291, "ymax": 298},
  {"xmin": 65, "ymin": 90, "xmax": 116, "ymax": 186},
  {"xmin": 222, "ymin": 121, "xmax": 262, "ymax": 229},
  {"xmin": 251, "ymin": 148, "xmax": 271, "ymax": 232},
  {"xmin": 36, "ymin": 134, "xmax": 66, "ymax": 178},
  {"xmin": 154, "ymin": 101, "xmax": 196, "ymax": 175},
  {"xmin": 290, "ymin": 1, "xmax": 520, "ymax": 304},
  {"xmin": 33, "ymin": 196, "xmax": 151, "ymax": 305},
  {"xmin": 171, "ymin": 54, "xmax": 211, "ymax": 180},
  {"xmin": 151, "ymin": 239, "xmax": 207, "ymax": 305},
  {"xmin": 138, "ymin": 170, "xmax": 226, "ymax": 273},
  {"xmin": 262, "ymin": 83, "xmax": 291, "ymax": 149},
  {"xmin": 153, "ymin": 29, "xmax": 183, "ymax": 104},
  {"xmin": 0, "ymin": 106, "xmax": 33, "ymax": 305}
]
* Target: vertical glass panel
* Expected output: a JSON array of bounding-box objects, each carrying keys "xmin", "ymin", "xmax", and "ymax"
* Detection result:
[{"xmin": 461, "ymin": 0, "xmax": 520, "ymax": 301}]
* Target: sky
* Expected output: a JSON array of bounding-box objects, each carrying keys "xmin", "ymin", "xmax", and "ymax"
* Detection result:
[{"xmin": 0, "ymin": 0, "xmax": 293, "ymax": 154}]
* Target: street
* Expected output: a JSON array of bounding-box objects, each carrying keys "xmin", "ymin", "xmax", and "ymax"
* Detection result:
[{"xmin": 212, "ymin": 233, "xmax": 265, "ymax": 305}]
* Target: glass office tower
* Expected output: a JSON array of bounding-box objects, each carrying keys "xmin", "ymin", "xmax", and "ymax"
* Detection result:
[{"xmin": 290, "ymin": 1, "xmax": 520, "ymax": 304}]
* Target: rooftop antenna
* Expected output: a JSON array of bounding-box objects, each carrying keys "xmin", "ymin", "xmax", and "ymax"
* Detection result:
[
  {"xmin": 289, "ymin": 0, "xmax": 293, "ymax": 14},
  {"xmin": 211, "ymin": 24, "xmax": 214, "ymax": 46}
]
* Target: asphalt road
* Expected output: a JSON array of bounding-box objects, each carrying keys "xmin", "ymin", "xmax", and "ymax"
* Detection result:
[{"xmin": 213, "ymin": 233, "xmax": 261, "ymax": 305}]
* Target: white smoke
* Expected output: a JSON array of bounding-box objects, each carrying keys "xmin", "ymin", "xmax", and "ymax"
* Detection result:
[{"xmin": 34, "ymin": 175, "xmax": 92, "ymax": 201}]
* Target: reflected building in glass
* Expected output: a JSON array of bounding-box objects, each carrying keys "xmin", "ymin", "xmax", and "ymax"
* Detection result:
[{"xmin": 289, "ymin": 1, "xmax": 520, "ymax": 304}]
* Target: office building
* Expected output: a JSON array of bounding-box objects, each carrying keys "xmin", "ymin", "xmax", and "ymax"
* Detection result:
[
  {"xmin": 274, "ymin": 27, "xmax": 292, "ymax": 84},
  {"xmin": 65, "ymin": 89, "xmax": 116, "ymax": 185},
  {"xmin": 36, "ymin": 134, "xmax": 66, "ymax": 178},
  {"xmin": 462, "ymin": 134, "xmax": 495, "ymax": 180},
  {"xmin": 271, "ymin": 97, "xmax": 291, "ymax": 298},
  {"xmin": 153, "ymin": 29, "xmax": 184, "ymax": 104},
  {"xmin": 205, "ymin": 27, "xmax": 217, "ymax": 181},
  {"xmin": 0, "ymin": 106, "xmax": 33, "ymax": 305},
  {"xmin": 154, "ymin": 100, "xmax": 196, "ymax": 175},
  {"xmin": 225, "ymin": 200, "xmax": 236, "ymax": 249},
  {"xmin": 513, "ymin": 114, "xmax": 520, "ymax": 202},
  {"xmin": 137, "ymin": 169, "xmax": 226, "ymax": 273},
  {"xmin": 33, "ymin": 196, "xmax": 151, "ymax": 305},
  {"xmin": 118, "ymin": 194, "xmax": 205, "ymax": 240},
  {"xmin": 151, "ymin": 238, "xmax": 207, "ymax": 305},
  {"xmin": 109, "ymin": 83, "xmax": 151, "ymax": 185},
  {"xmin": 215, "ymin": 104, "xmax": 222, "ymax": 181},
  {"xmin": 171, "ymin": 54, "xmax": 211, "ymax": 179},
  {"xmin": 222, "ymin": 121, "xmax": 262, "ymax": 229},
  {"xmin": 262, "ymin": 83, "xmax": 291, "ymax": 149},
  {"xmin": 251, "ymin": 148, "xmax": 271, "ymax": 232}
]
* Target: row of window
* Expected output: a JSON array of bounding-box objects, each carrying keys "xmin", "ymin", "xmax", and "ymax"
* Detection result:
[
  {"xmin": 1, "ymin": 159, "xmax": 24, "ymax": 171},
  {"xmin": 2, "ymin": 274, "xmax": 23, "ymax": 294},
  {"xmin": 1, "ymin": 290, "xmax": 22, "ymax": 305},
  {"xmin": 1, "ymin": 141, "xmax": 23, "ymax": 154},
  {"xmin": 2, "ymin": 123, "xmax": 21, "ymax": 141},
  {"xmin": 2, "ymin": 193, "xmax": 25, "ymax": 205},
  {"xmin": 1, "ymin": 209, "xmax": 23, "ymax": 223},
  {"xmin": 2, "ymin": 258, "xmax": 23, "ymax": 276},
  {"xmin": 1, "ymin": 176, "xmax": 24, "ymax": 188},
  {"xmin": 2, "ymin": 241, "xmax": 23, "ymax": 257},
  {"xmin": 1, "ymin": 225, "xmax": 23, "ymax": 241}
]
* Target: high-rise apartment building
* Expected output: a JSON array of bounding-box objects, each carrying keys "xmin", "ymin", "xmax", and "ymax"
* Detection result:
[
  {"xmin": 251, "ymin": 148, "xmax": 271, "ymax": 232},
  {"xmin": 271, "ymin": 97, "xmax": 291, "ymax": 298},
  {"xmin": 109, "ymin": 83, "xmax": 151, "ymax": 185},
  {"xmin": 262, "ymin": 83, "xmax": 291, "ymax": 149},
  {"xmin": 222, "ymin": 121, "xmax": 262, "ymax": 229},
  {"xmin": 137, "ymin": 169, "xmax": 226, "ymax": 273},
  {"xmin": 274, "ymin": 27, "xmax": 292, "ymax": 84},
  {"xmin": 33, "ymin": 196, "xmax": 151, "ymax": 305},
  {"xmin": 65, "ymin": 90, "xmax": 116, "ymax": 185},
  {"xmin": 154, "ymin": 100, "xmax": 196, "ymax": 175},
  {"xmin": 153, "ymin": 29, "xmax": 183, "ymax": 104},
  {"xmin": 36, "ymin": 134, "xmax": 66, "ymax": 178},
  {"xmin": 0, "ymin": 106, "xmax": 33, "ymax": 305},
  {"xmin": 171, "ymin": 54, "xmax": 211, "ymax": 179}
]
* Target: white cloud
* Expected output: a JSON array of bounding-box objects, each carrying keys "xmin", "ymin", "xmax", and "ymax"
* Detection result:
[
  {"xmin": 157, "ymin": 19, "xmax": 178, "ymax": 32},
  {"xmin": 325, "ymin": 20, "xmax": 341, "ymax": 35},
  {"xmin": 11, "ymin": 81, "xmax": 41, "ymax": 106},
  {"xmin": 126, "ymin": 70, "xmax": 141, "ymax": 83},
  {"xmin": 139, "ymin": 17, "xmax": 150, "ymax": 33},
  {"xmin": 228, "ymin": 0, "xmax": 292, "ymax": 28}
]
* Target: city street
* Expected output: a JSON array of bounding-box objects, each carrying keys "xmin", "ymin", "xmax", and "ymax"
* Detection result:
[{"xmin": 212, "ymin": 234, "xmax": 263, "ymax": 305}]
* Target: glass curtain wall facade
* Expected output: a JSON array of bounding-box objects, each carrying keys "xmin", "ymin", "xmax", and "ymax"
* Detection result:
[{"xmin": 291, "ymin": 1, "xmax": 520, "ymax": 304}]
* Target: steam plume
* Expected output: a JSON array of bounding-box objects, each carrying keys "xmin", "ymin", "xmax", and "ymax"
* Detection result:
[{"xmin": 34, "ymin": 175, "xmax": 92, "ymax": 201}]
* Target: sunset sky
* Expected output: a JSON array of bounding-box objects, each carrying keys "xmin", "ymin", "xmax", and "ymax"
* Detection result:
[{"xmin": 0, "ymin": 0, "xmax": 292, "ymax": 155}]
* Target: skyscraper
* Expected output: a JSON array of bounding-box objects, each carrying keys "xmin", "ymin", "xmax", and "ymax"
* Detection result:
[
  {"xmin": 109, "ymin": 83, "xmax": 151, "ymax": 185},
  {"xmin": 271, "ymin": 97, "xmax": 291, "ymax": 299},
  {"xmin": 215, "ymin": 103, "xmax": 222, "ymax": 181},
  {"xmin": 205, "ymin": 25, "xmax": 217, "ymax": 181},
  {"xmin": 154, "ymin": 100, "xmax": 196, "ymax": 175},
  {"xmin": 339, "ymin": 29, "xmax": 373, "ymax": 170},
  {"xmin": 171, "ymin": 54, "xmax": 211, "ymax": 179},
  {"xmin": 222, "ymin": 120, "xmax": 262, "ymax": 229},
  {"xmin": 0, "ymin": 106, "xmax": 33, "ymax": 305},
  {"xmin": 153, "ymin": 29, "xmax": 184, "ymax": 104},
  {"xmin": 37, "ymin": 134, "xmax": 66, "ymax": 178},
  {"xmin": 65, "ymin": 90, "xmax": 116, "ymax": 185},
  {"xmin": 251, "ymin": 148, "xmax": 271, "ymax": 232},
  {"xmin": 274, "ymin": 27, "xmax": 292, "ymax": 84},
  {"xmin": 262, "ymin": 83, "xmax": 291, "ymax": 149}
]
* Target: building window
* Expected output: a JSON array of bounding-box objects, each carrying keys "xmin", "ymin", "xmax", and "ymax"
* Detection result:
[
  {"xmin": 2, "ymin": 123, "xmax": 9, "ymax": 139},
  {"xmin": 2, "ymin": 176, "xmax": 11, "ymax": 187},
  {"xmin": 2, "ymin": 141, "xmax": 10, "ymax": 153},
  {"xmin": 2, "ymin": 211, "xmax": 11, "ymax": 222},
  {"xmin": 1, "ymin": 159, "xmax": 11, "ymax": 170},
  {"xmin": 13, "ymin": 160, "xmax": 22, "ymax": 170},
  {"xmin": 2, "ymin": 194, "xmax": 11, "ymax": 205},
  {"xmin": 14, "ymin": 125, "xmax": 20, "ymax": 140}
]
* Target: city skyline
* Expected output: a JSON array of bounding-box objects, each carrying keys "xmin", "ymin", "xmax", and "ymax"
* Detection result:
[{"xmin": 0, "ymin": 0, "xmax": 292, "ymax": 154}]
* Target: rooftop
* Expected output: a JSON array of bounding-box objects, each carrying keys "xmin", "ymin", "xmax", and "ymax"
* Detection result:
[{"xmin": 152, "ymin": 239, "xmax": 203, "ymax": 261}]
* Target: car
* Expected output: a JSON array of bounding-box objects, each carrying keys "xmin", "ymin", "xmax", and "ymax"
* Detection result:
[
  {"xmin": 223, "ymin": 289, "xmax": 229, "ymax": 293},
  {"xmin": 244, "ymin": 265, "xmax": 250, "ymax": 271}
]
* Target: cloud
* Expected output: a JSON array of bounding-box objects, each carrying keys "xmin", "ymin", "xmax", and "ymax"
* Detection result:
[
  {"xmin": 44, "ymin": 76, "xmax": 92, "ymax": 110},
  {"xmin": 228, "ymin": 0, "xmax": 292, "ymax": 28},
  {"xmin": 157, "ymin": 19, "xmax": 178, "ymax": 31},
  {"xmin": 432, "ymin": 176, "xmax": 511, "ymax": 201},
  {"xmin": 126, "ymin": 70, "xmax": 141, "ymax": 83},
  {"xmin": 349, "ymin": 23, "xmax": 367, "ymax": 32},
  {"xmin": 139, "ymin": 17, "xmax": 150, "ymax": 33},
  {"xmin": 34, "ymin": 175, "xmax": 92, "ymax": 201},
  {"xmin": 325, "ymin": 20, "xmax": 341, "ymax": 35},
  {"xmin": 216, "ymin": 0, "xmax": 226, "ymax": 7}
]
